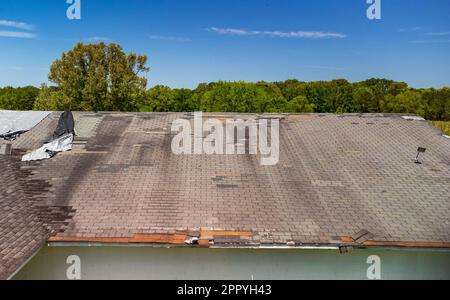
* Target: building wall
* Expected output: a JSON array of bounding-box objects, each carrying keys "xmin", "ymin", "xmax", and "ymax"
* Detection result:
[{"xmin": 14, "ymin": 245, "xmax": 450, "ymax": 280}]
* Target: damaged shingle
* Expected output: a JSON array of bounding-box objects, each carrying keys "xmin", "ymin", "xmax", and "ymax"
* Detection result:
[{"xmin": 352, "ymin": 230, "xmax": 375, "ymax": 244}]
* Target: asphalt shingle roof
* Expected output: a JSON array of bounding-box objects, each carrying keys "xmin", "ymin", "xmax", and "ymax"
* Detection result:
[{"xmin": 1, "ymin": 112, "xmax": 449, "ymax": 279}]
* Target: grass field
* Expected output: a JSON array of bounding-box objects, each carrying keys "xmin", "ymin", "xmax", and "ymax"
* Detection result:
[{"xmin": 431, "ymin": 121, "xmax": 450, "ymax": 136}]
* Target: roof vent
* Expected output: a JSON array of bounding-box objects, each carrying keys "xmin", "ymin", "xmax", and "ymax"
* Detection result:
[{"xmin": 415, "ymin": 147, "xmax": 427, "ymax": 164}]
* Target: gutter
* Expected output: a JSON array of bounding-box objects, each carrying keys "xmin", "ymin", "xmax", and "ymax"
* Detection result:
[
  {"xmin": 46, "ymin": 232, "xmax": 450, "ymax": 253},
  {"xmin": 46, "ymin": 242, "xmax": 339, "ymax": 250},
  {"xmin": 46, "ymin": 241, "xmax": 450, "ymax": 253}
]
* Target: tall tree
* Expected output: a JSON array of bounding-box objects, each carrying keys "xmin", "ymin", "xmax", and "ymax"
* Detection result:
[{"xmin": 35, "ymin": 43, "xmax": 149, "ymax": 111}]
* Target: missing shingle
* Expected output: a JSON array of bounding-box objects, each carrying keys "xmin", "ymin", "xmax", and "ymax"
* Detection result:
[
  {"xmin": 352, "ymin": 229, "xmax": 375, "ymax": 244},
  {"xmin": 73, "ymin": 114, "xmax": 104, "ymax": 139}
]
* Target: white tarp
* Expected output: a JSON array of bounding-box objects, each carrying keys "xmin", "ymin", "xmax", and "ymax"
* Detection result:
[
  {"xmin": 0, "ymin": 110, "xmax": 51, "ymax": 137},
  {"xmin": 22, "ymin": 134, "xmax": 74, "ymax": 162}
]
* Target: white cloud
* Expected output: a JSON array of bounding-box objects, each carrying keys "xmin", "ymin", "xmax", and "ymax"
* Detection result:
[
  {"xmin": 422, "ymin": 31, "xmax": 450, "ymax": 36},
  {"xmin": 0, "ymin": 20, "xmax": 35, "ymax": 31},
  {"xmin": 0, "ymin": 20, "xmax": 36, "ymax": 39},
  {"xmin": 87, "ymin": 37, "xmax": 110, "ymax": 42},
  {"xmin": 208, "ymin": 28, "xmax": 250, "ymax": 36},
  {"xmin": 207, "ymin": 27, "xmax": 346, "ymax": 39},
  {"xmin": 398, "ymin": 27, "xmax": 422, "ymax": 33},
  {"xmin": 0, "ymin": 30, "xmax": 36, "ymax": 38},
  {"xmin": 148, "ymin": 35, "xmax": 191, "ymax": 42},
  {"xmin": 410, "ymin": 39, "xmax": 450, "ymax": 44}
]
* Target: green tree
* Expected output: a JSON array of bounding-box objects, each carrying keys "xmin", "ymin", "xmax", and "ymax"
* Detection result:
[
  {"xmin": 0, "ymin": 86, "xmax": 39, "ymax": 110},
  {"xmin": 328, "ymin": 79, "xmax": 354, "ymax": 113},
  {"xmin": 274, "ymin": 79, "xmax": 307, "ymax": 101},
  {"xmin": 422, "ymin": 88, "xmax": 450, "ymax": 121},
  {"xmin": 352, "ymin": 87, "xmax": 376, "ymax": 113},
  {"xmin": 174, "ymin": 88, "xmax": 195, "ymax": 112},
  {"xmin": 196, "ymin": 81, "xmax": 286, "ymax": 113},
  {"xmin": 33, "ymin": 84, "xmax": 74, "ymax": 111},
  {"xmin": 199, "ymin": 81, "xmax": 257, "ymax": 112},
  {"xmin": 144, "ymin": 85, "xmax": 177, "ymax": 112},
  {"xmin": 382, "ymin": 90, "xmax": 428, "ymax": 116},
  {"xmin": 285, "ymin": 95, "xmax": 315, "ymax": 113},
  {"xmin": 35, "ymin": 43, "xmax": 149, "ymax": 111},
  {"xmin": 16, "ymin": 73, "xmax": 447, "ymax": 120},
  {"xmin": 359, "ymin": 78, "xmax": 408, "ymax": 112},
  {"xmin": 303, "ymin": 82, "xmax": 328, "ymax": 113},
  {"xmin": 254, "ymin": 82, "xmax": 287, "ymax": 112}
]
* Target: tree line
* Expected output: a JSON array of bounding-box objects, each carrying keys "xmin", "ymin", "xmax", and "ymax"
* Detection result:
[
  {"xmin": 0, "ymin": 43, "xmax": 449, "ymax": 121},
  {"xmin": 2, "ymin": 79, "xmax": 448, "ymax": 121},
  {"xmin": 141, "ymin": 80, "xmax": 450, "ymax": 121}
]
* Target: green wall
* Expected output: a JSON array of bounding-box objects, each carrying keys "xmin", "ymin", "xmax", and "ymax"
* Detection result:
[{"xmin": 14, "ymin": 245, "xmax": 450, "ymax": 280}]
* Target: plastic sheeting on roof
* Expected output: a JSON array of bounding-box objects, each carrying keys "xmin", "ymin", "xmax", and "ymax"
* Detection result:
[
  {"xmin": 22, "ymin": 111, "xmax": 75, "ymax": 162},
  {"xmin": 53, "ymin": 111, "xmax": 75, "ymax": 139},
  {"xmin": 22, "ymin": 133, "xmax": 74, "ymax": 162},
  {"xmin": 0, "ymin": 110, "xmax": 51, "ymax": 140}
]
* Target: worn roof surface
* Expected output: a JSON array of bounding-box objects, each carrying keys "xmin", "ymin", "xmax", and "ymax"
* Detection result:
[
  {"xmin": 0, "ymin": 112, "xmax": 75, "ymax": 279},
  {"xmin": 1, "ymin": 112, "xmax": 450, "ymax": 278}
]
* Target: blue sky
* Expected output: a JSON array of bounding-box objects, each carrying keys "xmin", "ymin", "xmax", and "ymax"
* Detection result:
[{"xmin": 0, "ymin": 0, "xmax": 449, "ymax": 88}]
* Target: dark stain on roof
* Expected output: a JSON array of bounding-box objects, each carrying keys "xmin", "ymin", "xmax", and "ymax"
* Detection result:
[{"xmin": 0, "ymin": 144, "xmax": 75, "ymax": 279}]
